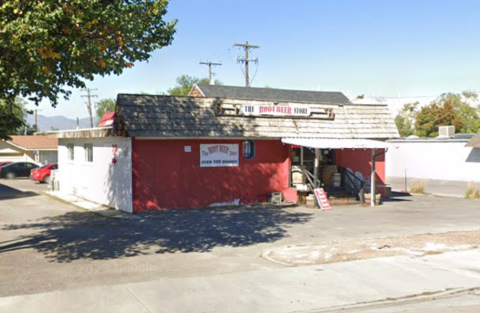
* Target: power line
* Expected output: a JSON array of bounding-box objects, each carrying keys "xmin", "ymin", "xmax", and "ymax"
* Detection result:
[
  {"xmin": 199, "ymin": 61, "xmax": 222, "ymax": 85},
  {"xmin": 249, "ymin": 60, "xmax": 260, "ymax": 87},
  {"xmin": 81, "ymin": 88, "xmax": 98, "ymax": 128},
  {"xmin": 233, "ymin": 41, "xmax": 259, "ymax": 87}
]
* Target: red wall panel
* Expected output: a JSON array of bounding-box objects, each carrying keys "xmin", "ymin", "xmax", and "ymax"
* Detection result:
[
  {"xmin": 335, "ymin": 148, "xmax": 386, "ymax": 195},
  {"xmin": 132, "ymin": 139, "xmax": 296, "ymax": 212}
]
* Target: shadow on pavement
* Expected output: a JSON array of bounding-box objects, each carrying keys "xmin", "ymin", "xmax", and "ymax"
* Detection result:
[
  {"xmin": 0, "ymin": 181, "xmax": 39, "ymax": 200},
  {"xmin": 383, "ymin": 191, "xmax": 413, "ymax": 202},
  {"xmin": 0, "ymin": 204, "xmax": 312, "ymax": 262}
]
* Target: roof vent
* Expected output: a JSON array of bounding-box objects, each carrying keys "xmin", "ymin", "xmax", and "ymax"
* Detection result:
[{"xmin": 439, "ymin": 125, "xmax": 455, "ymax": 138}]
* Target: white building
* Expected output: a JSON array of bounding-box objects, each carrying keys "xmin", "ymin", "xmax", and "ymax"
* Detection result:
[
  {"xmin": 53, "ymin": 127, "xmax": 133, "ymax": 213},
  {"xmin": 0, "ymin": 135, "xmax": 58, "ymax": 165},
  {"xmin": 386, "ymin": 131, "xmax": 480, "ymax": 182}
]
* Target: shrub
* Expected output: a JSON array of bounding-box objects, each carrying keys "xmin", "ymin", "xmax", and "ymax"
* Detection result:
[
  {"xmin": 465, "ymin": 182, "xmax": 480, "ymax": 199},
  {"xmin": 409, "ymin": 179, "xmax": 426, "ymax": 194}
]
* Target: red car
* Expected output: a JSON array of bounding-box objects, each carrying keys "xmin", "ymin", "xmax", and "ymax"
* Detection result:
[
  {"xmin": 30, "ymin": 163, "xmax": 58, "ymax": 184},
  {"xmin": 0, "ymin": 161, "xmax": 12, "ymax": 167}
]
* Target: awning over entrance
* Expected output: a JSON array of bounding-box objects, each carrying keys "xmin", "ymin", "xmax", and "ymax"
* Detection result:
[{"xmin": 281, "ymin": 138, "xmax": 388, "ymax": 149}]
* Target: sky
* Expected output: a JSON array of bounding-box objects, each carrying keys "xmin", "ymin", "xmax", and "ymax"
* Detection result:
[{"xmin": 27, "ymin": 0, "xmax": 480, "ymax": 118}]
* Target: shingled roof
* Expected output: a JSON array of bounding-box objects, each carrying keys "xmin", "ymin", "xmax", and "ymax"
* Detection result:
[
  {"xmin": 190, "ymin": 85, "xmax": 352, "ymax": 104},
  {"xmin": 466, "ymin": 131, "xmax": 480, "ymax": 148},
  {"xmin": 8, "ymin": 136, "xmax": 58, "ymax": 150},
  {"xmin": 115, "ymin": 94, "xmax": 399, "ymax": 140}
]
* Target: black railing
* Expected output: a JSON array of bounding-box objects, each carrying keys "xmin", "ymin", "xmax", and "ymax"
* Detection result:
[{"xmin": 339, "ymin": 167, "xmax": 365, "ymax": 202}]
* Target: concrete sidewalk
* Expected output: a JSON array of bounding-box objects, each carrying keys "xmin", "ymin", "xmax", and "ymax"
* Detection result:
[
  {"xmin": 387, "ymin": 177, "xmax": 476, "ymax": 198},
  {"xmin": 2, "ymin": 250, "xmax": 480, "ymax": 313},
  {"xmin": 47, "ymin": 191, "xmax": 137, "ymax": 219}
]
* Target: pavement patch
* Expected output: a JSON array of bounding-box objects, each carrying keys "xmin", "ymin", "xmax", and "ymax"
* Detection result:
[{"xmin": 263, "ymin": 230, "xmax": 480, "ymax": 266}]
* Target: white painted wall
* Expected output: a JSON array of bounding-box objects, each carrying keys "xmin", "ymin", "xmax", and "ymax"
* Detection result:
[
  {"xmin": 58, "ymin": 137, "xmax": 132, "ymax": 213},
  {"xmin": 0, "ymin": 141, "xmax": 34, "ymax": 163},
  {"xmin": 39, "ymin": 150, "xmax": 58, "ymax": 165},
  {"xmin": 386, "ymin": 139, "xmax": 480, "ymax": 181}
]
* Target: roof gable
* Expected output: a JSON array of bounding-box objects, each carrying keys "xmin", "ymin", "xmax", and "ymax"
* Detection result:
[{"xmin": 189, "ymin": 85, "xmax": 351, "ymax": 104}]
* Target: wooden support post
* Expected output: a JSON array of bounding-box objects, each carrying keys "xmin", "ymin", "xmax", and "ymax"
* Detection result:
[
  {"xmin": 371, "ymin": 148, "xmax": 376, "ymax": 207},
  {"xmin": 313, "ymin": 149, "xmax": 320, "ymax": 207},
  {"xmin": 300, "ymin": 147, "xmax": 304, "ymax": 166}
]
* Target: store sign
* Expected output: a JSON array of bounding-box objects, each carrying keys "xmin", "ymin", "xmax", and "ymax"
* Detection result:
[
  {"xmin": 200, "ymin": 144, "xmax": 239, "ymax": 167},
  {"xmin": 242, "ymin": 104, "xmax": 311, "ymax": 117},
  {"xmin": 314, "ymin": 188, "xmax": 332, "ymax": 211}
]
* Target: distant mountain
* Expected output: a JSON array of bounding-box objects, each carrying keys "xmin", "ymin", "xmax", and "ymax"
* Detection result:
[{"xmin": 25, "ymin": 115, "xmax": 95, "ymax": 132}]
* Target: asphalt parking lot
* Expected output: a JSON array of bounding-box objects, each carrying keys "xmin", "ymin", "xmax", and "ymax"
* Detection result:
[
  {"xmin": 0, "ymin": 178, "xmax": 49, "ymax": 196},
  {"xmin": 1, "ymin": 178, "xmax": 480, "ymax": 297}
]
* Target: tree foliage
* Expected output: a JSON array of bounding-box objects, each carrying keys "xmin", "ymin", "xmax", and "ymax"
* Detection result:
[
  {"xmin": 19, "ymin": 123, "xmax": 36, "ymax": 135},
  {"xmin": 95, "ymin": 98, "xmax": 116, "ymax": 120},
  {"xmin": 167, "ymin": 75, "xmax": 222, "ymax": 96},
  {"xmin": 396, "ymin": 91, "xmax": 480, "ymax": 137},
  {"xmin": 394, "ymin": 102, "xmax": 418, "ymax": 137},
  {"xmin": 0, "ymin": 0, "xmax": 177, "ymax": 139},
  {"xmin": 414, "ymin": 100, "xmax": 464, "ymax": 137},
  {"xmin": 438, "ymin": 93, "xmax": 480, "ymax": 134},
  {"xmin": 0, "ymin": 98, "xmax": 28, "ymax": 139}
]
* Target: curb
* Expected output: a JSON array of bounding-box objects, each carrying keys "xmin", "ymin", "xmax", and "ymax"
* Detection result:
[{"xmin": 301, "ymin": 286, "xmax": 480, "ymax": 313}]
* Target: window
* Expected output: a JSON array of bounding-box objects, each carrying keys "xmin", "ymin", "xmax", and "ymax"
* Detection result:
[
  {"xmin": 243, "ymin": 140, "xmax": 255, "ymax": 159},
  {"xmin": 67, "ymin": 144, "xmax": 74, "ymax": 161},
  {"xmin": 84, "ymin": 144, "xmax": 93, "ymax": 162}
]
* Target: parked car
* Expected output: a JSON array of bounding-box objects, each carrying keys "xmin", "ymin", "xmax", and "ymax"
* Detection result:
[
  {"xmin": 0, "ymin": 162, "xmax": 39, "ymax": 179},
  {"xmin": 0, "ymin": 161, "xmax": 12, "ymax": 167},
  {"xmin": 30, "ymin": 163, "xmax": 58, "ymax": 184}
]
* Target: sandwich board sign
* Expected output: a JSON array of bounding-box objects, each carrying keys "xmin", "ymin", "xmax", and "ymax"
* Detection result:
[{"xmin": 314, "ymin": 188, "xmax": 331, "ymax": 211}]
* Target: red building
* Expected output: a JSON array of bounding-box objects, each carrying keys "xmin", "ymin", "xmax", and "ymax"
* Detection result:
[{"xmin": 114, "ymin": 85, "xmax": 399, "ymax": 213}]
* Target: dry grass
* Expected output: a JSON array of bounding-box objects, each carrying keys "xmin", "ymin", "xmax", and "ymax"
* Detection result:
[
  {"xmin": 409, "ymin": 179, "xmax": 426, "ymax": 194},
  {"xmin": 465, "ymin": 181, "xmax": 480, "ymax": 199}
]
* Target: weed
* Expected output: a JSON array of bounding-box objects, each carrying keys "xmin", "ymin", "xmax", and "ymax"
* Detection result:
[
  {"xmin": 465, "ymin": 181, "xmax": 480, "ymax": 199},
  {"xmin": 409, "ymin": 179, "xmax": 426, "ymax": 194}
]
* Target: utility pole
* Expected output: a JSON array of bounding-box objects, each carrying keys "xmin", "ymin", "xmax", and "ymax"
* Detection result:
[
  {"xmin": 199, "ymin": 61, "xmax": 222, "ymax": 85},
  {"xmin": 234, "ymin": 41, "xmax": 259, "ymax": 87},
  {"xmin": 81, "ymin": 88, "xmax": 98, "ymax": 128},
  {"xmin": 34, "ymin": 109, "xmax": 42, "ymax": 133}
]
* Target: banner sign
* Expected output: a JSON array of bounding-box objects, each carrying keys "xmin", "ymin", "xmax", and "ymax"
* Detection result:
[
  {"xmin": 242, "ymin": 104, "xmax": 311, "ymax": 117},
  {"xmin": 314, "ymin": 188, "xmax": 332, "ymax": 211},
  {"xmin": 200, "ymin": 144, "xmax": 239, "ymax": 167}
]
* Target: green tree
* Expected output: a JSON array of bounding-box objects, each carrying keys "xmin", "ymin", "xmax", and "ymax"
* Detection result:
[
  {"xmin": 415, "ymin": 101, "xmax": 464, "ymax": 137},
  {"xmin": 439, "ymin": 93, "xmax": 480, "ymax": 134},
  {"xmin": 167, "ymin": 75, "xmax": 222, "ymax": 96},
  {"xmin": 414, "ymin": 92, "xmax": 480, "ymax": 137},
  {"xmin": 437, "ymin": 91, "xmax": 480, "ymax": 134},
  {"xmin": 96, "ymin": 98, "xmax": 116, "ymax": 120},
  {"xmin": 0, "ymin": 98, "xmax": 28, "ymax": 139},
  {"xmin": 0, "ymin": 0, "xmax": 177, "ymax": 139},
  {"xmin": 462, "ymin": 90, "xmax": 478, "ymax": 100},
  {"xmin": 394, "ymin": 102, "xmax": 418, "ymax": 137},
  {"xmin": 18, "ymin": 124, "xmax": 36, "ymax": 135}
]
